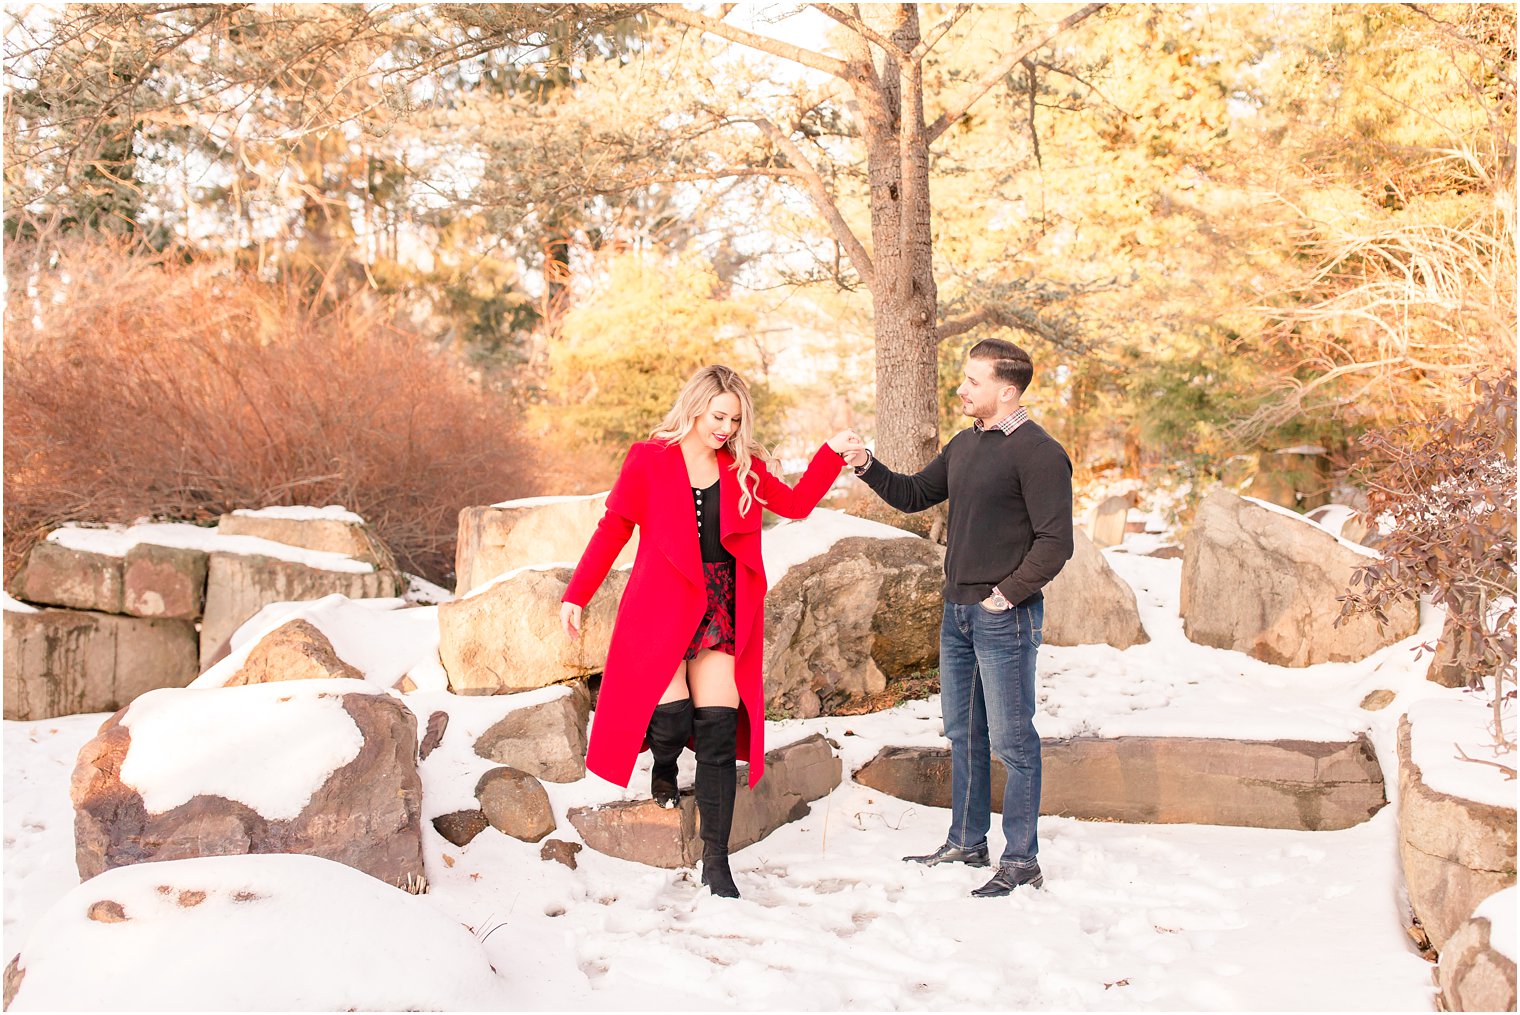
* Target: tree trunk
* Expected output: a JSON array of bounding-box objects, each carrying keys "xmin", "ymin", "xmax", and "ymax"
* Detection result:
[{"xmin": 856, "ymin": 4, "xmax": 941, "ymax": 473}]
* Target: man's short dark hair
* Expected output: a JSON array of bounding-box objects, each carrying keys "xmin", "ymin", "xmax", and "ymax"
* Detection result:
[{"xmin": 968, "ymin": 338, "xmax": 1033, "ymax": 394}]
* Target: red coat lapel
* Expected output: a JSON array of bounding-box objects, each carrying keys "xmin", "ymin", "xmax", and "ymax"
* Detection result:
[{"xmin": 648, "ymin": 440, "xmax": 705, "ymax": 589}]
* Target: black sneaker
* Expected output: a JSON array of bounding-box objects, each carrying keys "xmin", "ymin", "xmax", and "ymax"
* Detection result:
[
  {"xmin": 902, "ymin": 841, "xmax": 991, "ymax": 867},
  {"xmin": 971, "ymin": 862, "xmax": 1044, "ymax": 897}
]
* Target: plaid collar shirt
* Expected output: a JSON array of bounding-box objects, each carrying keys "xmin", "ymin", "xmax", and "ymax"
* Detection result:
[{"xmin": 974, "ymin": 406, "xmax": 1030, "ymax": 435}]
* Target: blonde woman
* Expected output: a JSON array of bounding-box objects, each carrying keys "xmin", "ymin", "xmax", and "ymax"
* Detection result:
[{"xmin": 561, "ymin": 365, "xmax": 864, "ymax": 898}]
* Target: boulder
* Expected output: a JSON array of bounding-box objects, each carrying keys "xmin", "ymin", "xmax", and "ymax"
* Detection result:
[
  {"xmin": 1438, "ymin": 890, "xmax": 1517, "ymax": 1011},
  {"xmin": 475, "ymin": 767, "xmax": 555, "ymax": 843},
  {"xmin": 455, "ymin": 494, "xmax": 638, "ymax": 596},
  {"xmin": 1043, "ymin": 530, "xmax": 1148, "ymax": 649},
  {"xmin": 10, "ymin": 541, "xmax": 124, "ymax": 614},
  {"xmin": 1090, "ymin": 494, "xmax": 1131, "ymax": 548},
  {"xmin": 122, "ymin": 543, "xmax": 208, "ymax": 620},
  {"xmin": 4, "ymin": 607, "xmax": 198, "ymax": 721},
  {"xmin": 472, "ymin": 684, "xmax": 589, "ymax": 782},
  {"xmin": 217, "ymin": 509, "xmax": 392, "ymax": 567},
  {"xmin": 1179, "ymin": 491, "xmax": 1416, "ymax": 666},
  {"xmin": 199, "ymin": 552, "xmax": 400, "ymax": 670},
  {"xmin": 854, "ymin": 733, "xmax": 1387, "ymax": 831},
  {"xmin": 568, "ymin": 733, "xmax": 841, "ymax": 867},
  {"xmin": 764, "ymin": 536, "xmax": 943, "ymax": 718},
  {"xmin": 1425, "ymin": 605, "xmax": 1476, "ymax": 689},
  {"xmin": 431, "ymin": 809, "xmax": 489, "ymax": 847},
  {"xmin": 1397, "ymin": 715, "xmax": 1517, "ymax": 951},
  {"xmin": 223, "ymin": 619, "xmax": 366, "ymax": 686},
  {"xmin": 438, "ymin": 567, "xmax": 627, "ymax": 695},
  {"xmin": 71, "ymin": 682, "xmax": 425, "ymax": 889}
]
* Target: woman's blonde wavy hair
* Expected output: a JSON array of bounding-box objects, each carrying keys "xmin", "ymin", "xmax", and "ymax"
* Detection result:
[{"xmin": 651, "ymin": 365, "xmax": 770, "ymax": 517}]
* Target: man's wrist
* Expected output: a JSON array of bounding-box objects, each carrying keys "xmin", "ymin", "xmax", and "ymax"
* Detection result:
[{"xmin": 851, "ymin": 450, "xmax": 875, "ymax": 477}]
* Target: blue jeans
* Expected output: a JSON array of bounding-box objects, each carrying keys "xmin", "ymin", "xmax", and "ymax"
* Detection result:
[{"xmin": 939, "ymin": 598, "xmax": 1043, "ymax": 867}]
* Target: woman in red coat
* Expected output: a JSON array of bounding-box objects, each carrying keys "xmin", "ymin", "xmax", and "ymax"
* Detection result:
[{"xmin": 560, "ymin": 364, "xmax": 864, "ymax": 899}]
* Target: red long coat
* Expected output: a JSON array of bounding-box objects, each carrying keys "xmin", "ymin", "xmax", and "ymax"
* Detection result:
[{"xmin": 564, "ymin": 439, "xmax": 845, "ymax": 788}]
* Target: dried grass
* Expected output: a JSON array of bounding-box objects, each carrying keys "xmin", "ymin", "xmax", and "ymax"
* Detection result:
[{"xmin": 4, "ymin": 235, "xmax": 539, "ymax": 586}]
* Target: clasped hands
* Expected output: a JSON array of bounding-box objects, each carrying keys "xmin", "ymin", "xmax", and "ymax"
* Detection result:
[{"xmin": 826, "ymin": 429, "xmax": 871, "ymax": 468}]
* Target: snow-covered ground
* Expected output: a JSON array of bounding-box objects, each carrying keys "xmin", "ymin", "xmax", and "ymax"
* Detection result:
[{"xmin": 5, "ymin": 529, "xmax": 1512, "ymax": 1011}]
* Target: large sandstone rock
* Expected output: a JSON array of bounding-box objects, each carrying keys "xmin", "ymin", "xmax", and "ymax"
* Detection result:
[
  {"xmin": 223, "ymin": 619, "xmax": 365, "ymax": 686},
  {"xmin": 1438, "ymin": 890, "xmax": 1517, "ymax": 1011},
  {"xmin": 456, "ymin": 495, "xmax": 638, "ymax": 596},
  {"xmin": 1397, "ymin": 716, "xmax": 1517, "ymax": 952},
  {"xmin": 854, "ymin": 733, "xmax": 1387, "ymax": 831},
  {"xmin": 438, "ymin": 567, "xmax": 627, "ymax": 695},
  {"xmin": 568, "ymin": 733, "xmax": 841, "ymax": 867},
  {"xmin": 475, "ymin": 767, "xmax": 555, "ymax": 843},
  {"xmin": 1044, "ymin": 530, "xmax": 1148, "ymax": 649},
  {"xmin": 764, "ymin": 536, "xmax": 943, "ymax": 718},
  {"xmin": 1179, "ymin": 491, "xmax": 1416, "ymax": 666},
  {"xmin": 1090, "ymin": 494, "xmax": 1131, "ymax": 548},
  {"xmin": 199, "ymin": 553, "xmax": 400, "ymax": 670},
  {"xmin": 4, "ymin": 607, "xmax": 198, "ymax": 721},
  {"xmin": 10, "ymin": 541, "xmax": 124, "ymax": 614},
  {"xmin": 71, "ymin": 683, "xmax": 425, "ymax": 889},
  {"xmin": 472, "ymin": 683, "xmax": 590, "ymax": 782},
  {"xmin": 217, "ymin": 509, "xmax": 392, "ymax": 567},
  {"xmin": 122, "ymin": 543, "xmax": 207, "ymax": 619}
]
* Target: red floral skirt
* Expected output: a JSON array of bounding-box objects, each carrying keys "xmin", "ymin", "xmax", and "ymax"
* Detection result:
[{"xmin": 683, "ymin": 561, "xmax": 736, "ymax": 659}]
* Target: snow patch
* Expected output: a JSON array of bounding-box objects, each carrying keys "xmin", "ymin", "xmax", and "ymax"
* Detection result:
[
  {"xmin": 119, "ymin": 681, "xmax": 366, "ymax": 819},
  {"xmin": 3, "ymin": 591, "xmax": 39, "ymax": 613},
  {"xmin": 1407, "ymin": 695, "xmax": 1516, "ymax": 809},
  {"xmin": 763, "ymin": 508, "xmax": 917, "ymax": 583},
  {"xmin": 491, "ymin": 492, "xmax": 603, "ymax": 508},
  {"xmin": 47, "ymin": 522, "xmax": 376, "ymax": 572},
  {"xmin": 1476, "ymin": 887, "xmax": 1516, "ymax": 962},
  {"xmin": 230, "ymin": 504, "xmax": 365, "ymax": 524},
  {"xmin": 6, "ymin": 853, "xmax": 506, "ymax": 1011}
]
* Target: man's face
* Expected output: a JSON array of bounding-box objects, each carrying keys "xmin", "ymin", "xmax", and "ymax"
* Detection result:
[{"xmin": 956, "ymin": 357, "xmax": 1015, "ymax": 422}]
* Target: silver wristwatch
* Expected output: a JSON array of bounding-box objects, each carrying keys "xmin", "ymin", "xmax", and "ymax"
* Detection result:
[{"xmin": 981, "ymin": 587, "xmax": 1013, "ymax": 612}]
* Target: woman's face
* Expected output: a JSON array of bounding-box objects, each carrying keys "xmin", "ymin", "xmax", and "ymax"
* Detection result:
[{"xmin": 693, "ymin": 391, "xmax": 743, "ymax": 451}]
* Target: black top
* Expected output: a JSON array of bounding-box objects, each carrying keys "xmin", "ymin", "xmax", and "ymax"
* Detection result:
[
  {"xmin": 693, "ymin": 480, "xmax": 734, "ymax": 563},
  {"xmin": 858, "ymin": 420, "xmax": 1074, "ymax": 606}
]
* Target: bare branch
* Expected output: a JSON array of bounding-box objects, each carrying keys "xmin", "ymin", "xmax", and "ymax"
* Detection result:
[
  {"xmin": 809, "ymin": 4, "xmax": 909, "ymax": 63},
  {"xmin": 651, "ymin": 3, "xmax": 852, "ymax": 80},
  {"xmin": 909, "ymin": 4, "xmax": 973, "ymax": 63},
  {"xmin": 926, "ymin": 3, "xmax": 1107, "ymax": 144}
]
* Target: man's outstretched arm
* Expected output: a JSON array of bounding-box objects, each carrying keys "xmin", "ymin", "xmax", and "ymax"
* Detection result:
[{"xmin": 851, "ymin": 447, "xmax": 950, "ymax": 514}]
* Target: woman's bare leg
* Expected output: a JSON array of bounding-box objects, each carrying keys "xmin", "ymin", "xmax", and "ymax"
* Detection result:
[
  {"xmin": 659, "ymin": 661, "xmax": 691, "ymax": 704},
  {"xmin": 687, "ymin": 649, "xmax": 739, "ymax": 708}
]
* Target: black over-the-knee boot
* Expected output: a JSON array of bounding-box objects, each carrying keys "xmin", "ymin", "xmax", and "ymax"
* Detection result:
[
  {"xmin": 693, "ymin": 705, "xmax": 740, "ymax": 899},
  {"xmin": 647, "ymin": 698, "xmax": 693, "ymax": 809}
]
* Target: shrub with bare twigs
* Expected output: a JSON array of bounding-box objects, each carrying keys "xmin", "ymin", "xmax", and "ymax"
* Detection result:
[
  {"xmin": 1338, "ymin": 372, "xmax": 1517, "ymax": 752},
  {"xmin": 4, "ymin": 236, "xmax": 538, "ymax": 586}
]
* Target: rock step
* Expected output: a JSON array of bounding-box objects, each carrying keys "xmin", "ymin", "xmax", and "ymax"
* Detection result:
[
  {"xmin": 567, "ymin": 734, "xmax": 840, "ymax": 868},
  {"xmin": 854, "ymin": 734, "xmax": 1387, "ymax": 832}
]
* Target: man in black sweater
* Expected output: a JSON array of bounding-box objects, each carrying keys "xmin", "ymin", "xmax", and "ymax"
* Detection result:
[{"xmin": 845, "ymin": 338, "xmax": 1073, "ymax": 897}]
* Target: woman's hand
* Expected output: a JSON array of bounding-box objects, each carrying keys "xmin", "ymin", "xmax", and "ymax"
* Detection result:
[
  {"xmin": 827, "ymin": 428, "xmax": 867, "ymax": 457},
  {"xmin": 560, "ymin": 601, "xmax": 582, "ymax": 640}
]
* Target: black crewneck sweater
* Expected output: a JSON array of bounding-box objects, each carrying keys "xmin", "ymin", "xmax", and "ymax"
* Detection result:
[{"xmin": 859, "ymin": 420, "xmax": 1074, "ymax": 606}]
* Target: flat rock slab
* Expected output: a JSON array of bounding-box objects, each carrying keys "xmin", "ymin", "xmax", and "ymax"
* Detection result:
[
  {"xmin": 217, "ymin": 511, "xmax": 391, "ymax": 566},
  {"xmin": 568, "ymin": 733, "xmax": 841, "ymax": 868},
  {"xmin": 10, "ymin": 541, "xmax": 125, "ymax": 614},
  {"xmin": 854, "ymin": 734, "xmax": 1387, "ymax": 831},
  {"xmin": 456, "ymin": 496, "xmax": 638, "ymax": 596},
  {"xmin": 1397, "ymin": 716, "xmax": 1517, "ymax": 952},
  {"xmin": 199, "ymin": 552, "xmax": 399, "ymax": 670},
  {"xmin": 4, "ymin": 607, "xmax": 198, "ymax": 721}
]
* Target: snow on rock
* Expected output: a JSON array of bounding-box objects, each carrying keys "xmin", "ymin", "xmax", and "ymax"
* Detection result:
[
  {"xmin": 491, "ymin": 492, "xmax": 603, "ymax": 509},
  {"xmin": 119, "ymin": 681, "xmax": 365, "ymax": 820},
  {"xmin": 762, "ymin": 508, "xmax": 915, "ymax": 583},
  {"xmin": 192, "ymin": 594, "xmax": 444, "ymax": 693},
  {"xmin": 5, "ymin": 853, "xmax": 507, "ymax": 1012},
  {"xmin": 1476, "ymin": 887, "xmax": 1517, "ymax": 963},
  {"xmin": 230, "ymin": 504, "xmax": 365, "ymax": 524},
  {"xmin": 2, "ymin": 592, "xmax": 39, "ymax": 613},
  {"xmin": 1407, "ymin": 695, "xmax": 1517, "ymax": 809},
  {"xmin": 47, "ymin": 522, "xmax": 375, "ymax": 573},
  {"xmin": 1243, "ymin": 495, "xmax": 1380, "ymax": 559}
]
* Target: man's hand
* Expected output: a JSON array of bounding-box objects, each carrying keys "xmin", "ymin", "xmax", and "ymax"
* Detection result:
[
  {"xmin": 843, "ymin": 448, "xmax": 870, "ymax": 468},
  {"xmin": 560, "ymin": 601, "xmax": 582, "ymax": 640},
  {"xmin": 826, "ymin": 429, "xmax": 867, "ymax": 457}
]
